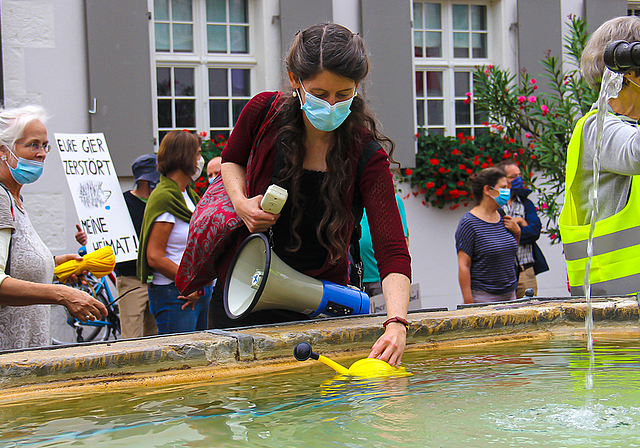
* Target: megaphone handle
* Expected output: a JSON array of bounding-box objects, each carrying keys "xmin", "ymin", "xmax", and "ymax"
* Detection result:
[{"xmin": 317, "ymin": 354, "xmax": 350, "ymax": 375}]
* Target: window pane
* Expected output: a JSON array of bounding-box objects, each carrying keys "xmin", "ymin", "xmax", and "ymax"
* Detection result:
[
  {"xmin": 209, "ymin": 68, "xmax": 228, "ymax": 96},
  {"xmin": 475, "ymin": 109, "xmax": 488, "ymax": 123},
  {"xmin": 206, "ymin": 0, "xmax": 226, "ymax": 22},
  {"xmin": 231, "ymin": 69, "xmax": 250, "ymax": 96},
  {"xmin": 175, "ymin": 99, "xmax": 195, "ymax": 127},
  {"xmin": 158, "ymin": 100, "xmax": 172, "ymax": 127},
  {"xmin": 456, "ymin": 128, "xmax": 471, "ymax": 137},
  {"xmin": 174, "ymin": 68, "xmax": 194, "ymax": 96},
  {"xmin": 455, "ymin": 100, "xmax": 471, "ymax": 125},
  {"xmin": 454, "ymin": 72, "xmax": 470, "ymax": 97},
  {"xmin": 210, "ymin": 100, "xmax": 229, "ymax": 126},
  {"xmin": 471, "ymin": 5, "xmax": 487, "ymax": 31},
  {"xmin": 210, "ymin": 130, "xmax": 230, "ymax": 139},
  {"xmin": 157, "ymin": 68, "xmax": 171, "ymax": 96},
  {"xmin": 452, "ymin": 5, "xmax": 469, "ymax": 30},
  {"xmin": 155, "ymin": 23, "xmax": 170, "ymax": 51},
  {"xmin": 427, "ymin": 100, "xmax": 443, "ymax": 125},
  {"xmin": 424, "ymin": 32, "xmax": 441, "ymax": 57},
  {"xmin": 424, "ymin": 3, "xmax": 441, "ymax": 29},
  {"xmin": 472, "ymin": 33, "xmax": 487, "ymax": 58},
  {"xmin": 414, "ymin": 31, "xmax": 423, "ymax": 57},
  {"xmin": 429, "ymin": 128, "xmax": 444, "ymax": 136},
  {"xmin": 426, "ymin": 71, "xmax": 442, "ymax": 97},
  {"xmin": 154, "ymin": 0, "xmax": 169, "ymax": 21},
  {"xmin": 417, "ymin": 100, "xmax": 425, "ymax": 126},
  {"xmin": 230, "ymin": 26, "xmax": 248, "ymax": 53},
  {"xmin": 173, "ymin": 24, "xmax": 193, "ymax": 52},
  {"xmin": 475, "ymin": 127, "xmax": 489, "ymax": 137},
  {"xmin": 229, "ymin": 0, "xmax": 247, "ymax": 23},
  {"xmin": 208, "ymin": 25, "xmax": 227, "ymax": 53},
  {"xmin": 413, "ymin": 3, "xmax": 423, "ymax": 29},
  {"xmin": 233, "ymin": 99, "xmax": 249, "ymax": 124},
  {"xmin": 172, "ymin": 0, "xmax": 192, "ymax": 21},
  {"xmin": 415, "ymin": 71, "xmax": 424, "ymax": 97},
  {"xmin": 453, "ymin": 33, "xmax": 469, "ymax": 58}
]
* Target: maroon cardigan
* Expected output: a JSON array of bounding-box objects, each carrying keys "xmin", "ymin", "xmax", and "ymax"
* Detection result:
[{"xmin": 220, "ymin": 91, "xmax": 411, "ymax": 286}]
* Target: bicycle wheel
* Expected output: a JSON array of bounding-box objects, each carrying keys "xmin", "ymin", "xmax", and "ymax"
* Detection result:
[{"xmin": 80, "ymin": 276, "xmax": 120, "ymax": 342}]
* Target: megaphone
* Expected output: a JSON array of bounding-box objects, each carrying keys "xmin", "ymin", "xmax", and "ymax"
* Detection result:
[{"xmin": 224, "ymin": 233, "xmax": 370, "ymax": 320}]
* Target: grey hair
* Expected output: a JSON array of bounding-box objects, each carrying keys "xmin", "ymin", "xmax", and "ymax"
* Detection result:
[
  {"xmin": 581, "ymin": 15, "xmax": 640, "ymax": 90},
  {"xmin": 0, "ymin": 105, "xmax": 49, "ymax": 150}
]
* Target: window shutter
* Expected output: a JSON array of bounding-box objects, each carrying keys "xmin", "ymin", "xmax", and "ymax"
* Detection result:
[
  {"xmin": 585, "ymin": 0, "xmax": 627, "ymax": 34},
  {"xmin": 361, "ymin": 0, "xmax": 416, "ymax": 168},
  {"xmin": 85, "ymin": 0, "xmax": 155, "ymax": 176}
]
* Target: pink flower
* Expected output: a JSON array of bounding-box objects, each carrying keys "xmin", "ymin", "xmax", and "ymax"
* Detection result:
[
  {"xmin": 528, "ymin": 95, "xmax": 537, "ymax": 103},
  {"xmin": 533, "ymin": 85, "xmax": 538, "ymax": 90},
  {"xmin": 530, "ymin": 79, "xmax": 537, "ymax": 84},
  {"xmin": 541, "ymin": 203, "xmax": 548, "ymax": 210},
  {"xmin": 518, "ymin": 95, "xmax": 526, "ymax": 103},
  {"xmin": 525, "ymin": 133, "xmax": 531, "ymax": 138},
  {"xmin": 541, "ymin": 105, "xmax": 549, "ymax": 116},
  {"xmin": 464, "ymin": 98, "xmax": 470, "ymax": 105},
  {"xmin": 465, "ymin": 92, "xmax": 472, "ymax": 97},
  {"xmin": 550, "ymin": 233, "xmax": 557, "ymax": 241}
]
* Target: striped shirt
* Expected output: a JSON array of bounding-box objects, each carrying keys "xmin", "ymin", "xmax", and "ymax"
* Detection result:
[{"xmin": 455, "ymin": 211, "xmax": 518, "ymax": 295}]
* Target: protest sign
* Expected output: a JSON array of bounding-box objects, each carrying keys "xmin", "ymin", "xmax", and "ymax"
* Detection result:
[{"xmin": 55, "ymin": 133, "xmax": 137, "ymax": 263}]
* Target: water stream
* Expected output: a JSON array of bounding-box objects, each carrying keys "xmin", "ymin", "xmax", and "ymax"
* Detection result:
[{"xmin": 583, "ymin": 69, "xmax": 623, "ymax": 389}]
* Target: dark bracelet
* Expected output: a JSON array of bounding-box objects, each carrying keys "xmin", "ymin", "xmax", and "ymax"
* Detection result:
[{"xmin": 383, "ymin": 316, "xmax": 409, "ymax": 329}]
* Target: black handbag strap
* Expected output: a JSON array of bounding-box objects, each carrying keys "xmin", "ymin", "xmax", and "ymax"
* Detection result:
[{"xmin": 0, "ymin": 183, "xmax": 13, "ymax": 275}]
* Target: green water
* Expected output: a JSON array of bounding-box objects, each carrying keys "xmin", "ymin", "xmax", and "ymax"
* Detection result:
[{"xmin": 2, "ymin": 336, "xmax": 640, "ymax": 447}]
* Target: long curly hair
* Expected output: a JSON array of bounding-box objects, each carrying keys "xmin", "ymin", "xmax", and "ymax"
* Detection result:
[{"xmin": 277, "ymin": 23, "xmax": 395, "ymax": 264}]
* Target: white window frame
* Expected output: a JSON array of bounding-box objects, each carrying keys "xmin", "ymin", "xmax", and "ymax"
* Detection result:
[
  {"xmin": 413, "ymin": 0, "xmax": 493, "ymax": 136},
  {"xmin": 149, "ymin": 0, "xmax": 257, "ymax": 144}
]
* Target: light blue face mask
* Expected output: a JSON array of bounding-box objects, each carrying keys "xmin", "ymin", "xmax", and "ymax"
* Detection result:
[
  {"xmin": 4, "ymin": 148, "xmax": 44, "ymax": 184},
  {"xmin": 298, "ymin": 82, "xmax": 356, "ymax": 132},
  {"xmin": 491, "ymin": 187, "xmax": 511, "ymax": 207}
]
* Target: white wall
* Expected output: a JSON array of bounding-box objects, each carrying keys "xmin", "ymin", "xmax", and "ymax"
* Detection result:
[
  {"xmin": 2, "ymin": 0, "xmax": 90, "ymax": 255},
  {"xmin": 397, "ymin": 182, "xmax": 570, "ymax": 311}
]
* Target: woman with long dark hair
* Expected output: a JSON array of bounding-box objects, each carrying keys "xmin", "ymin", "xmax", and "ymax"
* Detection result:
[{"xmin": 216, "ymin": 23, "xmax": 411, "ymax": 366}]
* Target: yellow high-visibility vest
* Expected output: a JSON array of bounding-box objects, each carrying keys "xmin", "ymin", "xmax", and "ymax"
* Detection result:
[{"xmin": 559, "ymin": 109, "xmax": 640, "ymax": 296}]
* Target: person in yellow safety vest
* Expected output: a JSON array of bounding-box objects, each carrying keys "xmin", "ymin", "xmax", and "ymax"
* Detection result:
[{"xmin": 559, "ymin": 16, "xmax": 640, "ymax": 296}]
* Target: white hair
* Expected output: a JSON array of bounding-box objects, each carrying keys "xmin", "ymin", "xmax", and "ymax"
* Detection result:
[{"xmin": 0, "ymin": 105, "xmax": 49, "ymax": 150}]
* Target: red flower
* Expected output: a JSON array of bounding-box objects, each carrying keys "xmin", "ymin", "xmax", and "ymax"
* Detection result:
[
  {"xmin": 457, "ymin": 181, "xmax": 464, "ymax": 187},
  {"xmin": 404, "ymin": 168, "xmax": 413, "ymax": 175},
  {"xmin": 531, "ymin": 155, "xmax": 536, "ymax": 160},
  {"xmin": 466, "ymin": 168, "xmax": 473, "ymax": 174},
  {"xmin": 473, "ymin": 159, "xmax": 480, "ymax": 165},
  {"xmin": 439, "ymin": 167, "xmax": 445, "ymax": 173},
  {"xmin": 452, "ymin": 149, "xmax": 459, "ymax": 155},
  {"xmin": 481, "ymin": 163, "xmax": 488, "ymax": 168},
  {"xmin": 459, "ymin": 164, "xmax": 466, "ymax": 170},
  {"xmin": 199, "ymin": 131, "xmax": 208, "ymax": 137},
  {"xmin": 426, "ymin": 182, "xmax": 435, "ymax": 189},
  {"xmin": 430, "ymin": 158, "xmax": 440, "ymax": 165}
]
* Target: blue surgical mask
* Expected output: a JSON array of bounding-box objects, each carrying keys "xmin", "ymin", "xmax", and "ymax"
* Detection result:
[
  {"xmin": 510, "ymin": 176, "xmax": 524, "ymax": 190},
  {"xmin": 491, "ymin": 187, "xmax": 511, "ymax": 207},
  {"xmin": 298, "ymin": 82, "xmax": 356, "ymax": 132},
  {"xmin": 4, "ymin": 149, "xmax": 44, "ymax": 184}
]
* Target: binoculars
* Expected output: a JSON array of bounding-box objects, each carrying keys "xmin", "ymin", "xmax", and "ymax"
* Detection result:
[{"xmin": 604, "ymin": 40, "xmax": 640, "ymax": 73}]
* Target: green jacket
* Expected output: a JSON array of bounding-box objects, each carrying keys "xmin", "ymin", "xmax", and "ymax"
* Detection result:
[{"xmin": 137, "ymin": 175, "xmax": 199, "ymax": 284}]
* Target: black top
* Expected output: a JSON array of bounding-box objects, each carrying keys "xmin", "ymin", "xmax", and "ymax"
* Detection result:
[
  {"xmin": 115, "ymin": 190, "xmax": 146, "ymax": 277},
  {"xmin": 270, "ymin": 170, "xmax": 329, "ymax": 273}
]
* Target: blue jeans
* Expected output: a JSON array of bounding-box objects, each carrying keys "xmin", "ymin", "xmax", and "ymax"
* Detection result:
[{"xmin": 147, "ymin": 283, "xmax": 212, "ymax": 335}]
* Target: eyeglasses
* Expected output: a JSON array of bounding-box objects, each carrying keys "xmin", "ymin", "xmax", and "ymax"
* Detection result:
[{"xmin": 16, "ymin": 141, "xmax": 51, "ymax": 153}]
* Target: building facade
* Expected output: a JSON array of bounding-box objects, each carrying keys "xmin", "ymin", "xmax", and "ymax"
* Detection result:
[{"xmin": 0, "ymin": 0, "xmax": 631, "ymax": 309}]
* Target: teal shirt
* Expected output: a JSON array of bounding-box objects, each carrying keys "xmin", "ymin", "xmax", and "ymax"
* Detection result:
[{"xmin": 359, "ymin": 194, "xmax": 408, "ymax": 283}]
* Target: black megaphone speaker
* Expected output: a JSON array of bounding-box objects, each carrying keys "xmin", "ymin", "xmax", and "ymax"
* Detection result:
[{"xmin": 224, "ymin": 233, "xmax": 370, "ymax": 320}]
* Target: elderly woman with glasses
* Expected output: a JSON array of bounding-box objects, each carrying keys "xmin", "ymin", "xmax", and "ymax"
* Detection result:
[{"xmin": 0, "ymin": 105, "xmax": 107, "ymax": 350}]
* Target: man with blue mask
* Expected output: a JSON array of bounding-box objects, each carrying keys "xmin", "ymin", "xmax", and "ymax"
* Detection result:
[{"xmin": 497, "ymin": 161, "xmax": 549, "ymax": 298}]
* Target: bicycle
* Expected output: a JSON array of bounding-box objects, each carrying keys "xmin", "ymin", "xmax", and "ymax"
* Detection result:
[{"xmin": 50, "ymin": 255, "xmax": 122, "ymax": 344}]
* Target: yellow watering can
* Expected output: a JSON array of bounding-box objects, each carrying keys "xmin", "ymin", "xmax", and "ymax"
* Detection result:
[{"xmin": 293, "ymin": 342, "xmax": 410, "ymax": 379}]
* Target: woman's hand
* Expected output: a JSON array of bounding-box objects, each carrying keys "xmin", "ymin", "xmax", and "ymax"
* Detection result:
[
  {"xmin": 57, "ymin": 285, "xmax": 108, "ymax": 322},
  {"xmin": 178, "ymin": 290, "xmax": 201, "ymax": 310},
  {"xmin": 234, "ymin": 195, "xmax": 279, "ymax": 233},
  {"xmin": 368, "ymin": 323, "xmax": 407, "ymax": 367}
]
